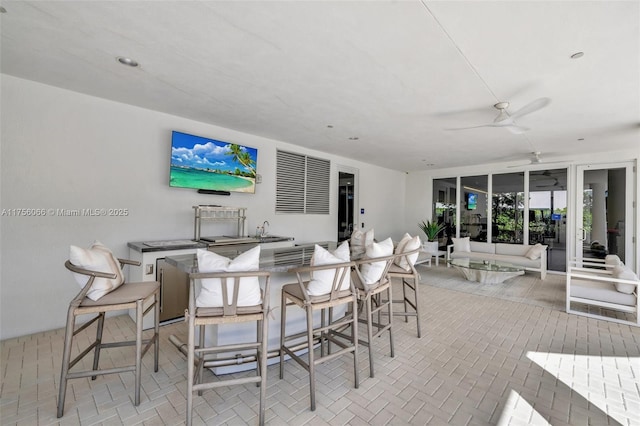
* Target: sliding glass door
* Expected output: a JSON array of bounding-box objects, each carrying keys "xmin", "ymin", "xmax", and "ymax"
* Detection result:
[
  {"xmin": 460, "ymin": 175, "xmax": 488, "ymax": 242},
  {"xmin": 432, "ymin": 177, "xmax": 457, "ymax": 249},
  {"xmin": 529, "ymin": 169, "xmax": 567, "ymax": 272},
  {"xmin": 575, "ymin": 163, "xmax": 634, "ymax": 267},
  {"xmin": 492, "ymin": 172, "xmax": 525, "ymax": 244}
]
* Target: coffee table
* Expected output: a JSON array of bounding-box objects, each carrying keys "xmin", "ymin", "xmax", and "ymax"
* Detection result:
[{"xmin": 449, "ymin": 258, "xmax": 525, "ymax": 284}]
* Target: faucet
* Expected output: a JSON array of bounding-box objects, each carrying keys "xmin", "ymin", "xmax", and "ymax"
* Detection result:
[{"xmin": 260, "ymin": 221, "xmax": 270, "ymax": 238}]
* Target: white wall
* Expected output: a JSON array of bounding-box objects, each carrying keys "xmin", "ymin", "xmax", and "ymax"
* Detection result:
[{"xmin": 0, "ymin": 75, "xmax": 408, "ymax": 340}]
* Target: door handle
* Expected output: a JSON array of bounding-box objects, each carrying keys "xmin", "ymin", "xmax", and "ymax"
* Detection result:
[
  {"xmin": 577, "ymin": 228, "xmax": 585, "ymax": 241},
  {"xmin": 159, "ymin": 268, "xmax": 164, "ymax": 313}
]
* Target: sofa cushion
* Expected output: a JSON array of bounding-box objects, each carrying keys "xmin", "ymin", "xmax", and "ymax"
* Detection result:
[
  {"xmin": 495, "ymin": 243, "xmax": 532, "ymax": 257},
  {"xmin": 492, "ymin": 254, "xmax": 540, "ymax": 269},
  {"xmin": 571, "ymin": 279, "xmax": 637, "ymax": 306},
  {"xmin": 612, "ymin": 264, "xmax": 639, "ymax": 294},
  {"xmin": 452, "ymin": 237, "xmax": 470, "ymax": 253},
  {"xmin": 450, "ymin": 250, "xmax": 542, "ymax": 269},
  {"xmin": 469, "ymin": 241, "xmax": 495, "ymax": 254}
]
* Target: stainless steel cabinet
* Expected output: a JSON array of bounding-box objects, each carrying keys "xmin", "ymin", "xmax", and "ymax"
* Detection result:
[{"xmin": 157, "ymin": 259, "xmax": 189, "ymax": 322}]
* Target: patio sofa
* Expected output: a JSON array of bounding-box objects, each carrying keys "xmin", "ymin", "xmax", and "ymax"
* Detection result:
[
  {"xmin": 446, "ymin": 237, "xmax": 547, "ymax": 279},
  {"xmin": 566, "ymin": 255, "xmax": 639, "ymax": 327}
]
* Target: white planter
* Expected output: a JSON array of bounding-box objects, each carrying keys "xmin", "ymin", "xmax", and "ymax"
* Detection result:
[{"xmin": 422, "ymin": 241, "xmax": 438, "ymax": 254}]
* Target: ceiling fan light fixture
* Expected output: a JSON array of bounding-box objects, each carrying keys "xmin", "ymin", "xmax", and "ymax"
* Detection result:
[{"xmin": 116, "ymin": 56, "xmax": 139, "ymax": 67}]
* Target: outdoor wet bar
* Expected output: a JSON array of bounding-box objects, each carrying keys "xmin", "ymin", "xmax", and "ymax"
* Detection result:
[{"xmin": 165, "ymin": 242, "xmax": 340, "ymax": 374}]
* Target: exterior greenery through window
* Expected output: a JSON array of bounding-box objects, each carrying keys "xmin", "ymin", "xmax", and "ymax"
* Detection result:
[
  {"xmin": 434, "ymin": 169, "xmax": 567, "ymax": 246},
  {"xmin": 492, "ymin": 172, "xmax": 524, "ymax": 243}
]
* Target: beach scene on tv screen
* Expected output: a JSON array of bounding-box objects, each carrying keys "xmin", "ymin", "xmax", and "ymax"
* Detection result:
[{"xmin": 170, "ymin": 132, "xmax": 257, "ymax": 193}]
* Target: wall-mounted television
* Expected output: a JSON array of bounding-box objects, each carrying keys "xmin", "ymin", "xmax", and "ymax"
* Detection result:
[
  {"xmin": 466, "ymin": 192, "xmax": 477, "ymax": 210},
  {"xmin": 170, "ymin": 131, "xmax": 258, "ymax": 194}
]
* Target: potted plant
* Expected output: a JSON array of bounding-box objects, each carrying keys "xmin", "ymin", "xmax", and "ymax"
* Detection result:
[{"xmin": 418, "ymin": 220, "xmax": 445, "ymax": 253}]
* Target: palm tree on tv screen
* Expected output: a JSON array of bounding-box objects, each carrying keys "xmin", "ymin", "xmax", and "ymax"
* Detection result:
[{"xmin": 228, "ymin": 144, "xmax": 256, "ymax": 177}]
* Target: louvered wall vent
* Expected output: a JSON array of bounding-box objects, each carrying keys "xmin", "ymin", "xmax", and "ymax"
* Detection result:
[{"xmin": 276, "ymin": 150, "xmax": 330, "ymax": 214}]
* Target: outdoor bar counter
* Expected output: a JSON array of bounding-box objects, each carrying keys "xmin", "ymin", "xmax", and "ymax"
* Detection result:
[{"xmin": 165, "ymin": 242, "xmax": 340, "ymax": 374}]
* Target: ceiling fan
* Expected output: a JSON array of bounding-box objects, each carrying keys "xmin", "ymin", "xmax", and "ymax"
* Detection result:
[
  {"xmin": 508, "ymin": 151, "xmax": 567, "ymax": 168},
  {"xmin": 447, "ymin": 97, "xmax": 551, "ymax": 134},
  {"xmin": 530, "ymin": 170, "xmax": 560, "ymax": 188}
]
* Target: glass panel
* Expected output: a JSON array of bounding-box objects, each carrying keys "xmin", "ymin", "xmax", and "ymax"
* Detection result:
[
  {"xmin": 432, "ymin": 177, "xmax": 457, "ymax": 249},
  {"xmin": 529, "ymin": 169, "xmax": 567, "ymax": 272},
  {"xmin": 491, "ymin": 172, "xmax": 524, "ymax": 244},
  {"xmin": 582, "ymin": 168, "xmax": 626, "ymax": 262},
  {"xmin": 337, "ymin": 172, "xmax": 355, "ymax": 242},
  {"xmin": 460, "ymin": 175, "xmax": 488, "ymax": 242}
]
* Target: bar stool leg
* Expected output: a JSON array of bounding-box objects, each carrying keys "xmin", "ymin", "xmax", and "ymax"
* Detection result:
[
  {"xmin": 135, "ymin": 299, "xmax": 143, "ymax": 406},
  {"xmin": 154, "ymin": 292, "xmax": 160, "ymax": 372},
  {"xmin": 306, "ymin": 305, "xmax": 316, "ymax": 411},
  {"xmin": 387, "ymin": 286, "xmax": 395, "ymax": 357},
  {"xmin": 259, "ymin": 315, "xmax": 268, "ymax": 425},
  {"xmin": 352, "ymin": 298, "xmax": 359, "ymax": 389},
  {"xmin": 57, "ymin": 306, "xmax": 76, "ymax": 418},
  {"xmin": 186, "ymin": 308, "xmax": 195, "ymax": 426},
  {"xmin": 279, "ymin": 292, "xmax": 287, "ymax": 380},
  {"xmin": 91, "ymin": 312, "xmax": 105, "ymax": 380},
  {"xmin": 412, "ymin": 277, "xmax": 421, "ymax": 338},
  {"xmin": 365, "ymin": 295, "xmax": 375, "ymax": 378}
]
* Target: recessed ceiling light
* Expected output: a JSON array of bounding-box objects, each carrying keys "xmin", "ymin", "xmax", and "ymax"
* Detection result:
[
  {"xmin": 571, "ymin": 52, "xmax": 584, "ymax": 59},
  {"xmin": 116, "ymin": 56, "xmax": 139, "ymax": 67},
  {"xmin": 578, "ymin": 138, "xmax": 585, "ymax": 141},
  {"xmin": 327, "ymin": 125, "xmax": 333, "ymax": 128},
  {"xmin": 348, "ymin": 137, "xmax": 359, "ymax": 141}
]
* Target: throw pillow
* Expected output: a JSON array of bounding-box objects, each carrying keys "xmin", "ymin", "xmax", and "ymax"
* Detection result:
[
  {"xmin": 612, "ymin": 264, "xmax": 638, "ymax": 294},
  {"xmin": 361, "ymin": 237, "xmax": 394, "ymax": 284},
  {"xmin": 394, "ymin": 233, "xmax": 422, "ymax": 271},
  {"xmin": 525, "ymin": 243, "xmax": 544, "ymax": 260},
  {"xmin": 605, "ymin": 254, "xmax": 622, "ymax": 267},
  {"xmin": 350, "ymin": 228, "xmax": 375, "ymax": 256},
  {"xmin": 69, "ymin": 241, "xmax": 124, "ymax": 301},
  {"xmin": 394, "ymin": 233, "xmax": 411, "ymax": 256},
  {"xmin": 307, "ymin": 241, "xmax": 351, "ymax": 296},
  {"xmin": 452, "ymin": 237, "xmax": 470, "ymax": 253},
  {"xmin": 196, "ymin": 246, "xmax": 262, "ymax": 307}
]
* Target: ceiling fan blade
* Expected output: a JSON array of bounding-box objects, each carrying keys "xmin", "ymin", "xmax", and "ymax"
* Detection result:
[
  {"xmin": 493, "ymin": 109, "xmax": 510, "ymax": 123},
  {"xmin": 505, "ymin": 125, "xmax": 529, "ymax": 134},
  {"xmin": 509, "ymin": 97, "xmax": 551, "ymax": 119},
  {"xmin": 446, "ymin": 122, "xmax": 529, "ymax": 133},
  {"xmin": 538, "ymin": 160, "xmax": 568, "ymax": 165},
  {"xmin": 444, "ymin": 124, "xmax": 493, "ymax": 131}
]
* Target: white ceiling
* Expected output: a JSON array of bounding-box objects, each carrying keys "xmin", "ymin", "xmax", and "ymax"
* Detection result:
[{"xmin": 1, "ymin": 1, "xmax": 638, "ymax": 172}]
